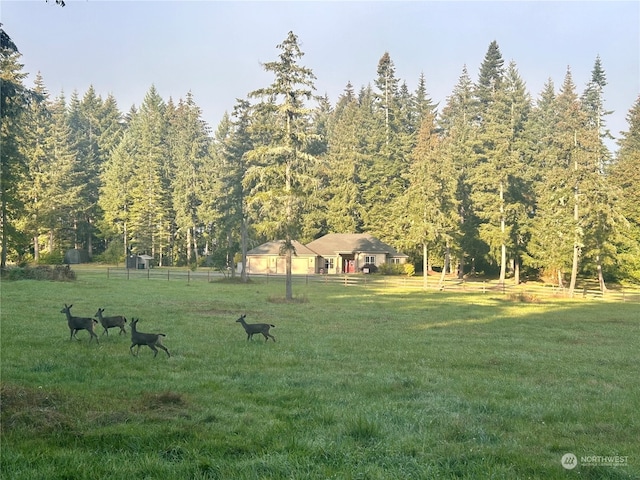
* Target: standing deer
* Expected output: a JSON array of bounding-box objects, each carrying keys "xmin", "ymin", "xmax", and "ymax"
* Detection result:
[
  {"xmin": 235, "ymin": 314, "xmax": 276, "ymax": 342},
  {"xmin": 60, "ymin": 304, "xmax": 99, "ymax": 343},
  {"xmin": 130, "ymin": 318, "xmax": 170, "ymax": 358}
]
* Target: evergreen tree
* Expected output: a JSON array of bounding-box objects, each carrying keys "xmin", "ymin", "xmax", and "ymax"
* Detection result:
[
  {"xmin": 524, "ymin": 80, "xmax": 570, "ymax": 285},
  {"xmin": 207, "ymin": 100, "xmax": 253, "ymax": 280},
  {"xmin": 401, "ymin": 110, "xmax": 459, "ymax": 288},
  {"xmin": 167, "ymin": 91, "xmax": 210, "ymax": 266},
  {"xmin": 116, "ymin": 86, "xmax": 172, "ymax": 263},
  {"xmin": 439, "ymin": 65, "xmax": 483, "ymax": 277},
  {"xmin": 42, "ymin": 93, "xmax": 84, "ymax": 255},
  {"xmin": 20, "ymin": 72, "xmax": 50, "ymax": 262},
  {"xmin": 577, "ymin": 58, "xmax": 616, "ymax": 291},
  {"xmin": 366, "ymin": 52, "xmax": 411, "ymax": 242},
  {"xmin": 0, "ymin": 31, "xmax": 29, "ymax": 267},
  {"xmin": 608, "ymin": 96, "xmax": 640, "ymax": 281},
  {"xmin": 528, "ymin": 69, "xmax": 594, "ymax": 293},
  {"xmin": 67, "ymin": 87, "xmax": 104, "ymax": 256},
  {"xmin": 475, "ymin": 40, "xmax": 505, "ymax": 111},
  {"xmin": 99, "ymin": 121, "xmax": 137, "ymax": 261},
  {"xmin": 414, "ymin": 72, "xmax": 437, "ymax": 122},
  {"xmin": 471, "ymin": 59, "xmax": 531, "ymax": 284},
  {"xmin": 322, "ymin": 82, "xmax": 367, "ymax": 235},
  {"xmin": 246, "ymin": 31, "xmax": 317, "ymax": 300}
]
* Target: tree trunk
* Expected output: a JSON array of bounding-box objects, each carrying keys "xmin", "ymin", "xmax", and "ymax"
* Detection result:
[
  {"xmin": 438, "ymin": 241, "xmax": 450, "ymax": 289},
  {"xmin": 569, "ymin": 134, "xmax": 580, "ymax": 296},
  {"xmin": 569, "ymin": 203, "xmax": 579, "ymax": 296},
  {"xmin": 241, "ymin": 215, "xmax": 248, "ymax": 283},
  {"xmin": 33, "ymin": 235, "xmax": 40, "ymax": 262},
  {"xmin": 285, "ymin": 244, "xmax": 293, "ymax": 300},
  {"xmin": 596, "ymin": 253, "xmax": 607, "ymax": 293},
  {"xmin": 499, "ymin": 181, "xmax": 507, "ymax": 284},
  {"xmin": 186, "ymin": 226, "xmax": 192, "ymax": 265},
  {"xmin": 1, "ymin": 198, "xmax": 7, "ymax": 269},
  {"xmin": 192, "ymin": 224, "xmax": 199, "ymax": 266},
  {"xmin": 422, "ymin": 242, "xmax": 428, "ymax": 289}
]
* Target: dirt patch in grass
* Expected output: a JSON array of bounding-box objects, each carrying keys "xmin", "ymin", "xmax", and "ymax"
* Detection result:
[
  {"xmin": 505, "ymin": 292, "xmax": 540, "ymax": 303},
  {"xmin": 140, "ymin": 390, "xmax": 188, "ymax": 411},
  {"xmin": 0, "ymin": 384, "xmax": 75, "ymax": 433}
]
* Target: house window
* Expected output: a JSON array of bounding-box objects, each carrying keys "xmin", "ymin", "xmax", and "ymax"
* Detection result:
[
  {"xmin": 391, "ymin": 258, "xmax": 400, "ymax": 264},
  {"xmin": 365, "ymin": 255, "xmax": 376, "ymax": 265},
  {"xmin": 325, "ymin": 258, "xmax": 334, "ymax": 270}
]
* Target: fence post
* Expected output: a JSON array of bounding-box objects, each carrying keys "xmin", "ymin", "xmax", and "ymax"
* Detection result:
[
  {"xmin": 148, "ymin": 268, "xmax": 150, "ymax": 280},
  {"xmin": 127, "ymin": 268, "xmax": 130, "ymax": 280},
  {"xmin": 107, "ymin": 268, "xmax": 110, "ymax": 279},
  {"xmin": 167, "ymin": 269, "xmax": 170, "ymax": 281}
]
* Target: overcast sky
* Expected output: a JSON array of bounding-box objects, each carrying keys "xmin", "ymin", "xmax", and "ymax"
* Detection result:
[{"xmin": 2, "ymin": 1, "xmax": 639, "ymax": 150}]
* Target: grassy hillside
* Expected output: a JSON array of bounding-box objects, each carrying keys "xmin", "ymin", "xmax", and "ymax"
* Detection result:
[{"xmin": 1, "ymin": 271, "xmax": 638, "ymax": 479}]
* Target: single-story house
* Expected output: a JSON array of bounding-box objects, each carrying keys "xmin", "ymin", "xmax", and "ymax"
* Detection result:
[
  {"xmin": 306, "ymin": 233, "xmax": 408, "ymax": 274},
  {"xmin": 246, "ymin": 240, "xmax": 318, "ymax": 275},
  {"xmin": 246, "ymin": 234, "xmax": 408, "ymax": 275}
]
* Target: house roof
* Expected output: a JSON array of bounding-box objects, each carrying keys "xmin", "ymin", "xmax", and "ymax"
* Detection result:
[
  {"xmin": 247, "ymin": 240, "xmax": 317, "ymax": 256},
  {"xmin": 305, "ymin": 233, "xmax": 407, "ymax": 257}
]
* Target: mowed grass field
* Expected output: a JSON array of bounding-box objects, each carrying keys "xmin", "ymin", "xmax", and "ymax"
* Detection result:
[{"xmin": 1, "ymin": 270, "xmax": 639, "ymax": 479}]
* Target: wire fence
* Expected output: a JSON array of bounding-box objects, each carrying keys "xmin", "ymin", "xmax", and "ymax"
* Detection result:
[{"xmin": 103, "ymin": 267, "xmax": 640, "ymax": 302}]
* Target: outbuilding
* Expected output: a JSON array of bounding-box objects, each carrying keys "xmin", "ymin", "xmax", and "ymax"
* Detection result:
[{"xmin": 126, "ymin": 254, "xmax": 155, "ymax": 269}]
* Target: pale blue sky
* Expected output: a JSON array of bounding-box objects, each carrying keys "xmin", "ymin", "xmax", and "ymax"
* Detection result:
[{"xmin": 2, "ymin": 1, "xmax": 639, "ymax": 149}]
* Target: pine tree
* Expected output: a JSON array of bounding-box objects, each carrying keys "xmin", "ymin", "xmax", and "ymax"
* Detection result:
[
  {"xmin": 119, "ymin": 86, "xmax": 172, "ymax": 263},
  {"xmin": 246, "ymin": 31, "xmax": 317, "ymax": 300},
  {"xmin": 20, "ymin": 72, "xmax": 50, "ymax": 262},
  {"xmin": 66, "ymin": 87, "xmax": 103, "ymax": 256},
  {"xmin": 439, "ymin": 66, "xmax": 483, "ymax": 277},
  {"xmin": 167, "ymin": 91, "xmax": 210, "ymax": 266},
  {"xmin": 322, "ymin": 82, "xmax": 367, "ymax": 235},
  {"xmin": 525, "ymin": 80, "xmax": 570, "ymax": 285},
  {"xmin": 475, "ymin": 40, "xmax": 505, "ymax": 110},
  {"xmin": 471, "ymin": 59, "xmax": 531, "ymax": 284},
  {"xmin": 0, "ymin": 31, "xmax": 29, "ymax": 267},
  {"xmin": 99, "ymin": 123, "xmax": 137, "ymax": 261},
  {"xmin": 401, "ymin": 110, "xmax": 459, "ymax": 288},
  {"xmin": 608, "ymin": 96, "xmax": 640, "ymax": 281},
  {"xmin": 42, "ymin": 93, "xmax": 84, "ymax": 255}
]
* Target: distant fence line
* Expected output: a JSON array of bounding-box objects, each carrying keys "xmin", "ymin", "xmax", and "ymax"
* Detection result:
[{"xmin": 103, "ymin": 267, "xmax": 640, "ymax": 302}]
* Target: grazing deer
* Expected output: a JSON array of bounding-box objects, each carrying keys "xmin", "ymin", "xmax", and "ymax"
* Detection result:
[
  {"xmin": 60, "ymin": 304, "xmax": 99, "ymax": 343},
  {"xmin": 235, "ymin": 314, "xmax": 276, "ymax": 342},
  {"xmin": 130, "ymin": 318, "xmax": 170, "ymax": 358}
]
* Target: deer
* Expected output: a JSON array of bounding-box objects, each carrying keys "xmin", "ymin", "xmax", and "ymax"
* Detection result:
[
  {"xmin": 130, "ymin": 318, "xmax": 170, "ymax": 358},
  {"xmin": 94, "ymin": 308, "xmax": 127, "ymax": 336},
  {"xmin": 60, "ymin": 304, "xmax": 99, "ymax": 344},
  {"xmin": 235, "ymin": 314, "xmax": 276, "ymax": 342}
]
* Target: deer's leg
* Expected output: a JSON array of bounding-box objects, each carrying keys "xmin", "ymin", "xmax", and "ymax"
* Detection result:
[
  {"xmin": 149, "ymin": 344, "xmax": 159, "ymax": 357},
  {"xmin": 157, "ymin": 344, "xmax": 170, "ymax": 357}
]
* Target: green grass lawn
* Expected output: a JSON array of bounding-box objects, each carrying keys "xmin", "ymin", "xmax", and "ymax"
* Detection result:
[{"xmin": 1, "ymin": 270, "xmax": 638, "ymax": 479}]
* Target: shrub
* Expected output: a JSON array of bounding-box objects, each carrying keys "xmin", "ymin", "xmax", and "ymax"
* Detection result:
[
  {"xmin": 377, "ymin": 263, "xmax": 405, "ymax": 275},
  {"xmin": 37, "ymin": 251, "xmax": 64, "ymax": 265},
  {"xmin": 361, "ymin": 263, "xmax": 378, "ymax": 274},
  {"xmin": 0, "ymin": 265, "xmax": 75, "ymax": 281}
]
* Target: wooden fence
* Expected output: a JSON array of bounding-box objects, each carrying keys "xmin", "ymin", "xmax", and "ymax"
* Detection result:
[{"xmin": 103, "ymin": 268, "xmax": 640, "ymax": 302}]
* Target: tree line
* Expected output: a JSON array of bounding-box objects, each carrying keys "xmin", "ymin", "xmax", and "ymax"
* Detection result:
[{"xmin": 2, "ymin": 28, "xmax": 639, "ymax": 293}]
